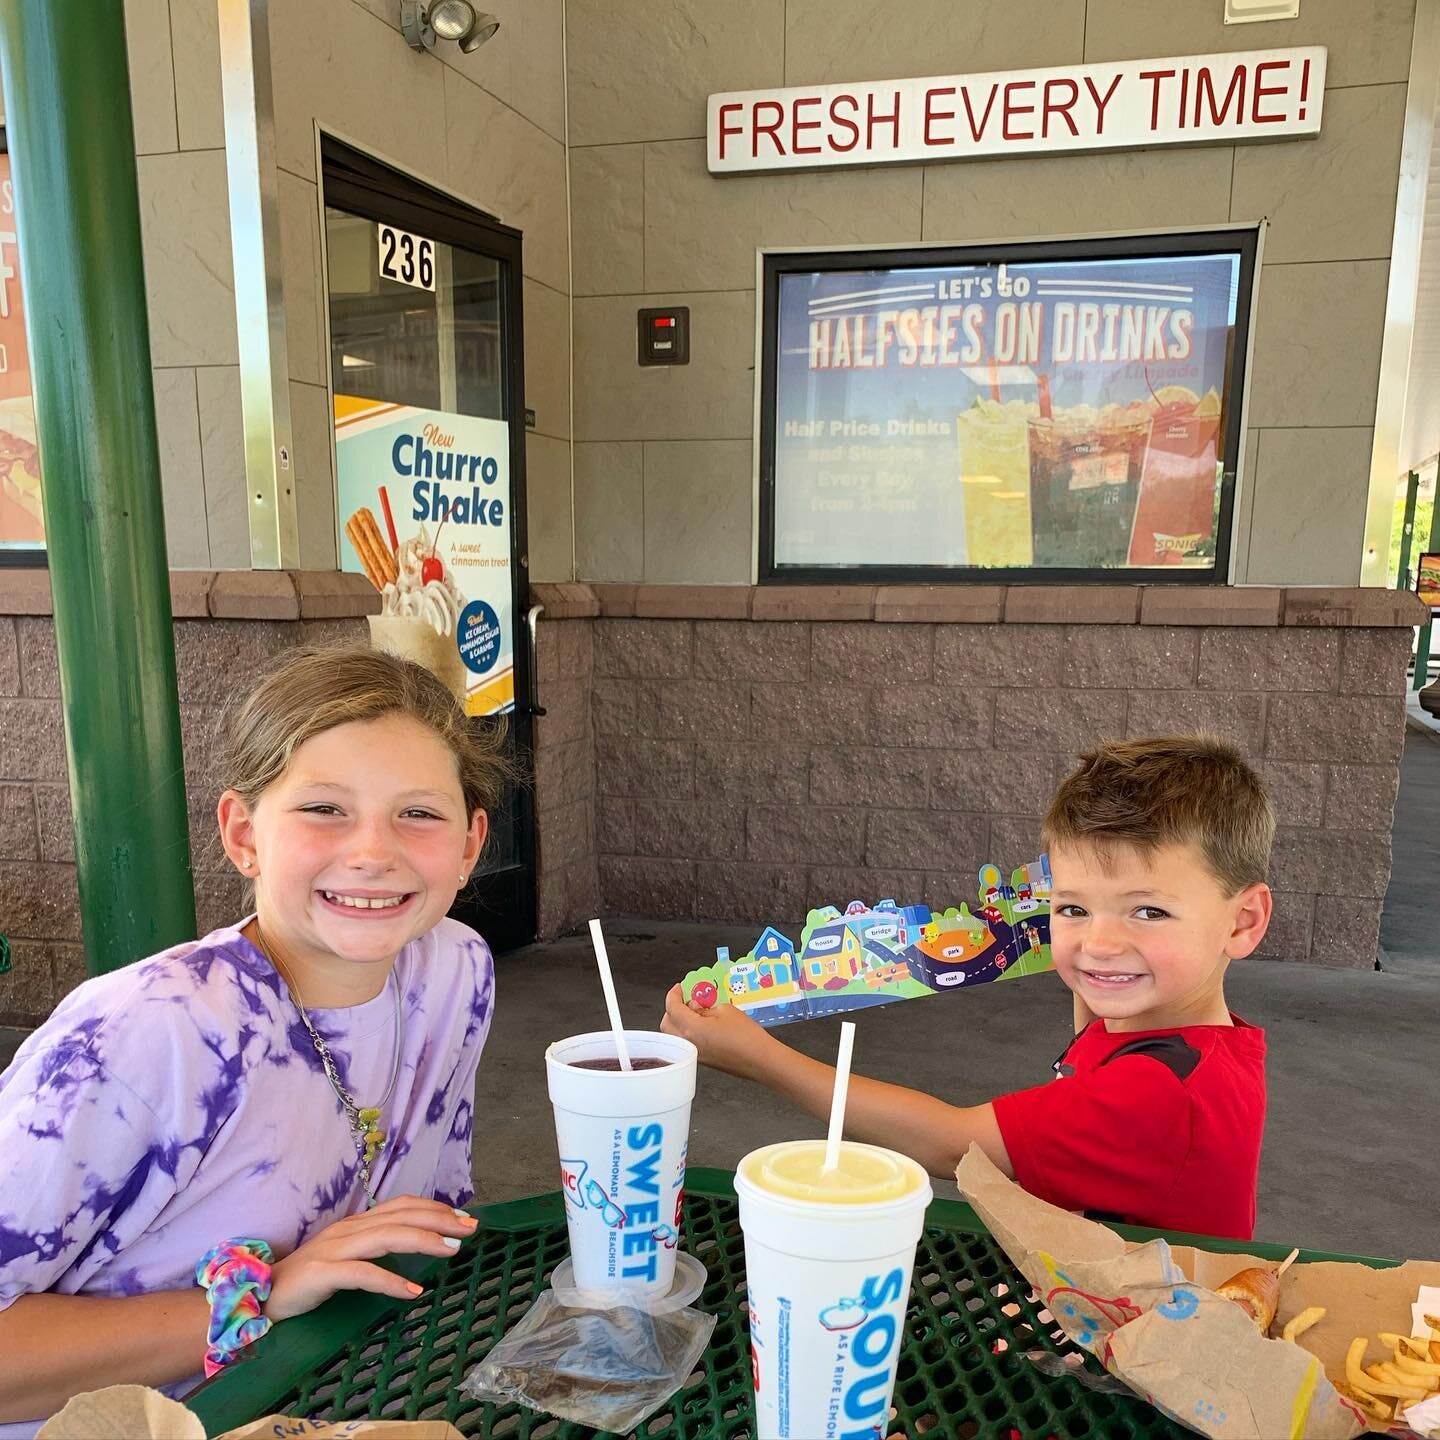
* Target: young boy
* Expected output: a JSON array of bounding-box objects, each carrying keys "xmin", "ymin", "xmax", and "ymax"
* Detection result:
[{"xmin": 662, "ymin": 735, "xmax": 1274, "ymax": 1241}]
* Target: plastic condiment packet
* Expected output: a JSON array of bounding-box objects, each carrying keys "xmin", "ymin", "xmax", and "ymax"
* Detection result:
[{"xmin": 1412, "ymin": 1285, "xmax": 1440, "ymax": 1340}]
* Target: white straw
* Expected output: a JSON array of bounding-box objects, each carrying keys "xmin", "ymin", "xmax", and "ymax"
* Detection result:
[
  {"xmin": 588, "ymin": 918, "xmax": 632, "ymax": 1072},
  {"xmin": 822, "ymin": 1021, "xmax": 856, "ymax": 1174}
]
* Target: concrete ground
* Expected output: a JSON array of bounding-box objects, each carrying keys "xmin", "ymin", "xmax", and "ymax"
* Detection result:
[{"xmin": 2, "ymin": 733, "xmax": 1436, "ymax": 1261}]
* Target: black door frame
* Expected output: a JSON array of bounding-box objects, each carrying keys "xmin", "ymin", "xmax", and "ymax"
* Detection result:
[{"xmin": 319, "ymin": 134, "xmax": 537, "ymax": 952}]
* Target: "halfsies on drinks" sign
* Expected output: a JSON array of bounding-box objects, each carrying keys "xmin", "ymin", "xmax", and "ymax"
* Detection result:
[{"xmin": 708, "ymin": 47, "xmax": 1324, "ymax": 173}]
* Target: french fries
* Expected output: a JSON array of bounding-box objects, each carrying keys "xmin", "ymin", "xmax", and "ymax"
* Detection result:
[
  {"xmin": 1341, "ymin": 1332, "xmax": 1440, "ymax": 1428},
  {"xmin": 1282, "ymin": 1306, "xmax": 1325, "ymax": 1343}
]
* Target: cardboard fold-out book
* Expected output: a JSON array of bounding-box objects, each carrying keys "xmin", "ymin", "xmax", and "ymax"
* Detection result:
[
  {"xmin": 37, "ymin": 1385, "xmax": 462, "ymax": 1440},
  {"xmin": 680, "ymin": 856, "xmax": 1055, "ymax": 1028},
  {"xmin": 956, "ymin": 1147, "xmax": 1440, "ymax": 1439}
]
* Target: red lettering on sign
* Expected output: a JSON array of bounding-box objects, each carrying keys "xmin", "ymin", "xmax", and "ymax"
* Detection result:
[
  {"xmin": 1042, "ymin": 77, "xmax": 1080, "ymax": 137},
  {"xmin": 791, "ymin": 95, "xmax": 822, "ymax": 154},
  {"xmin": 1138, "ymin": 68, "xmax": 1176, "ymax": 129},
  {"xmin": 830, "ymin": 94, "xmax": 861, "ymax": 151},
  {"xmin": 1251, "ymin": 60, "xmax": 1288, "ymax": 123},
  {"xmin": 1194, "ymin": 65, "xmax": 1246, "ymax": 127},
  {"xmin": 866, "ymin": 90, "xmax": 902, "ymax": 149},
  {"xmin": 752, "ymin": 100, "xmax": 785, "ymax": 156},
  {"xmin": 924, "ymin": 86, "xmax": 956, "ymax": 146},
  {"xmin": 1085, "ymin": 73, "xmax": 1123, "ymax": 134},
  {"xmin": 960, "ymin": 82, "xmax": 1000, "ymax": 142},
  {"xmin": 1002, "ymin": 79, "xmax": 1036, "ymax": 140},
  {"xmin": 717, "ymin": 103, "xmax": 743, "ymax": 160}
]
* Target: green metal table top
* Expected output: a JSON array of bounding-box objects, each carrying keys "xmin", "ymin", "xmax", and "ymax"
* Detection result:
[{"xmin": 185, "ymin": 1169, "xmax": 1391, "ymax": 1440}]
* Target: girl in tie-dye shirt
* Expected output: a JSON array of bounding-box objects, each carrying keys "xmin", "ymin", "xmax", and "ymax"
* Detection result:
[{"xmin": 0, "ymin": 647, "xmax": 509, "ymax": 1437}]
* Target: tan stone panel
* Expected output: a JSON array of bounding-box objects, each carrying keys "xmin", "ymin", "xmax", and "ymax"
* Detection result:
[
  {"xmin": 138, "ymin": 152, "xmax": 237, "ymax": 367},
  {"xmin": 1197, "ymin": 627, "xmax": 1338, "ymax": 692},
  {"xmin": 169, "ymin": 0, "xmax": 224, "ymax": 150},
  {"xmin": 196, "ymin": 367, "xmax": 250, "ymax": 569},
  {"xmin": 1126, "ymin": 689, "xmax": 1266, "ymax": 756},
  {"xmin": 810, "ymin": 746, "xmax": 928, "ymax": 806},
  {"xmin": 291, "ymin": 380, "xmax": 337, "ymax": 571},
  {"xmin": 574, "ymin": 442, "xmax": 644, "ymax": 582},
  {"xmin": 153, "ymin": 369, "xmax": 210, "ymax": 569},
  {"xmin": 1231, "ymin": 86, "xmax": 1406, "ymax": 264},
  {"xmin": 811, "ymin": 622, "xmax": 933, "ymax": 684},
  {"xmin": 127, "ymin": 0, "xmax": 178, "ymax": 154},
  {"xmin": 426, "ymin": 0, "xmax": 567, "ymax": 145},
  {"xmin": 1242, "ymin": 428, "xmax": 1373, "ymax": 585},
  {"xmin": 694, "ymin": 621, "xmax": 809, "ymax": 679},
  {"xmin": 570, "ymin": 145, "xmax": 645, "ymax": 297},
  {"xmin": 1310, "ymin": 896, "xmax": 1384, "ymax": 967},
  {"xmin": 1084, "ymin": 0, "xmax": 1416, "ymax": 90},
  {"xmin": 922, "ymin": 146, "xmax": 1232, "ymax": 245},
  {"xmin": 1061, "ymin": 626, "xmax": 1199, "ymax": 689},
  {"xmin": 0, "ymin": 783, "xmax": 38, "ymax": 861},
  {"xmin": 1338, "ymin": 627, "xmax": 1412, "ymax": 695},
  {"xmin": 271, "ymin": 0, "xmax": 446, "ymax": 182},
  {"xmin": 635, "ymin": 798, "xmax": 747, "ymax": 859},
  {"xmin": 524, "ymin": 279, "xmax": 571, "ymax": 442},
  {"xmin": 645, "ymin": 140, "xmax": 923, "ymax": 292},
  {"xmin": 1229, "ymin": 426, "xmax": 1263, "ymax": 584},
  {"xmin": 446, "ymin": 71, "xmax": 569, "ymax": 294},
  {"xmin": 566, "ymin": 0, "xmax": 785, "ymax": 146},
  {"xmin": 693, "ymin": 862, "xmax": 810, "ymax": 925},
  {"xmin": 600, "ymin": 854, "xmax": 696, "ymax": 916},
  {"xmin": 574, "ymin": 291, "xmax": 756, "ymax": 442},
  {"xmin": 1324, "ymin": 763, "xmax": 1401, "ymax": 831},
  {"xmin": 1247, "ymin": 264, "xmax": 1388, "ymax": 430},
  {"xmin": 0, "ymin": 700, "xmax": 68, "ymax": 782},
  {"xmin": 525, "ymin": 432, "xmax": 574, "ymax": 583},
  {"xmin": 593, "ymin": 618, "xmax": 692, "ymax": 678},
  {"xmin": 279, "ymin": 172, "xmax": 326, "ymax": 388},
  {"xmin": 747, "ymin": 804, "xmax": 865, "ymax": 865},
  {"xmin": 643, "ymin": 440, "xmax": 752, "ymax": 584},
  {"xmin": 16, "ymin": 619, "xmax": 58, "ymax": 698},
  {"xmin": 785, "ymin": 0, "xmax": 1085, "ymax": 85},
  {"xmin": 0, "ymin": 620, "xmax": 17, "ymax": 695}
]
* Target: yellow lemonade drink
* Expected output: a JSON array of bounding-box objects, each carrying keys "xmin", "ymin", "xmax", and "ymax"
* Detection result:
[
  {"xmin": 957, "ymin": 399, "xmax": 1035, "ymax": 567},
  {"xmin": 736, "ymin": 1141, "xmax": 932, "ymax": 1440},
  {"xmin": 745, "ymin": 1139, "xmax": 919, "ymax": 1204}
]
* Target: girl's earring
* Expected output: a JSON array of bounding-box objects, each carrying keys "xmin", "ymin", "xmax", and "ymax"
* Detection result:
[
  {"xmin": 459, "ymin": 873, "xmax": 467, "ymax": 885},
  {"xmin": 241, "ymin": 859, "xmax": 252, "ymax": 870}
]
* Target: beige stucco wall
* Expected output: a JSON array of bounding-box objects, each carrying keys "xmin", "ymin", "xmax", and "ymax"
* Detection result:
[
  {"xmin": 2, "ymin": 0, "xmax": 574, "ymax": 581},
  {"xmin": 564, "ymin": 0, "xmax": 1419, "ymax": 587}
]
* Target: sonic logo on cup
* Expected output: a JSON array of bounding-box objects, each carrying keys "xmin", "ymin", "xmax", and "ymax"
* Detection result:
[{"xmin": 824, "ymin": 1268, "xmax": 906, "ymax": 1440}]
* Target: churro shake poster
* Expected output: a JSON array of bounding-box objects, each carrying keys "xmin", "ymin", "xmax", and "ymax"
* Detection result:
[
  {"xmin": 335, "ymin": 396, "xmax": 514, "ymax": 716},
  {"xmin": 773, "ymin": 252, "xmax": 1240, "ymax": 571}
]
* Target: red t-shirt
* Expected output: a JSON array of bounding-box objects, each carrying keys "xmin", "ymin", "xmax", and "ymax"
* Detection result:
[{"xmin": 991, "ymin": 1016, "xmax": 1267, "ymax": 1240}]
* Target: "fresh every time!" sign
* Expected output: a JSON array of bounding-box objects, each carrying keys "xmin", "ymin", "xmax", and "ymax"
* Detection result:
[{"xmin": 708, "ymin": 47, "xmax": 1325, "ymax": 174}]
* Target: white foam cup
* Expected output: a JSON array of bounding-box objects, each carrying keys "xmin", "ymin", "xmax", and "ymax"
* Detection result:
[
  {"xmin": 736, "ymin": 1140, "xmax": 932, "ymax": 1440},
  {"xmin": 545, "ymin": 1029, "xmax": 698, "ymax": 1297}
]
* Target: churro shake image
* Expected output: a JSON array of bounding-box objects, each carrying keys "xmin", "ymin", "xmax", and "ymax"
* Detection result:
[{"xmin": 347, "ymin": 506, "xmax": 467, "ymax": 700}]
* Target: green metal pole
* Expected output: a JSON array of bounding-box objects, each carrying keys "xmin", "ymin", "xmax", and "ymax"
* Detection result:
[
  {"xmin": 1397, "ymin": 470, "xmax": 1420, "ymax": 590},
  {"xmin": 0, "ymin": 0, "xmax": 196, "ymax": 972}
]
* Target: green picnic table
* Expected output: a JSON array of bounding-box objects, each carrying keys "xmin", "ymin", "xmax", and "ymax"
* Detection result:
[{"xmin": 185, "ymin": 1169, "xmax": 1390, "ymax": 1440}]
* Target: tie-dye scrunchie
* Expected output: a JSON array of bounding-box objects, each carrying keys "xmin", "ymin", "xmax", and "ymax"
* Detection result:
[{"xmin": 196, "ymin": 1238, "xmax": 275, "ymax": 1376}]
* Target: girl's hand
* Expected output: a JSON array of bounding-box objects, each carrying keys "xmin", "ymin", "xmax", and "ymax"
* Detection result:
[
  {"xmin": 264, "ymin": 1195, "xmax": 477, "ymax": 1322},
  {"xmin": 661, "ymin": 984, "xmax": 778, "ymax": 1080}
]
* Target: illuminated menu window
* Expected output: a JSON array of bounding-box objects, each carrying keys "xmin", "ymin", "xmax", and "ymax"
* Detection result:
[
  {"xmin": 759, "ymin": 230, "xmax": 1257, "ymax": 583},
  {"xmin": 0, "ymin": 138, "xmax": 41, "ymax": 555}
]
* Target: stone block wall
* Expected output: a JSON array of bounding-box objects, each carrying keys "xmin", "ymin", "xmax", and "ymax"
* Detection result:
[
  {"xmin": 0, "ymin": 571, "xmax": 373, "ymax": 1026},
  {"xmin": 531, "ymin": 582, "xmax": 1421, "ymax": 969}
]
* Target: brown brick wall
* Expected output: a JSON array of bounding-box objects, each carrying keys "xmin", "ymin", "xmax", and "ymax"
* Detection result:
[
  {"xmin": 571, "ymin": 613, "xmax": 1412, "ymax": 969},
  {"xmin": 0, "ymin": 615, "xmax": 369, "ymax": 1025}
]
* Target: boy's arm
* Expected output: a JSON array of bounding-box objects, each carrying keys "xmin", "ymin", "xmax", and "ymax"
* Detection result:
[{"xmin": 661, "ymin": 987, "xmax": 1014, "ymax": 1181}]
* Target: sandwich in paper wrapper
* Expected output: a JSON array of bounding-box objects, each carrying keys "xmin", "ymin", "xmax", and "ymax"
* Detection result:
[
  {"xmin": 37, "ymin": 1384, "xmax": 462, "ymax": 1440},
  {"xmin": 956, "ymin": 1147, "xmax": 1440, "ymax": 1438}
]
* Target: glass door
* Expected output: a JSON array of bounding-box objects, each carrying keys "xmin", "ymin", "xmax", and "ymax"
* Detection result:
[{"xmin": 321, "ymin": 137, "xmax": 535, "ymax": 951}]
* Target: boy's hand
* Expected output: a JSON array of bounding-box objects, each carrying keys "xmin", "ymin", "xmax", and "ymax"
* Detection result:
[
  {"xmin": 661, "ymin": 983, "xmax": 778, "ymax": 1080},
  {"xmin": 264, "ymin": 1196, "xmax": 477, "ymax": 1322}
]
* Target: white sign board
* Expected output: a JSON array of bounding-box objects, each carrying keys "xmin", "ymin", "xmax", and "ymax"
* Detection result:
[
  {"xmin": 377, "ymin": 223, "xmax": 436, "ymax": 291},
  {"xmin": 708, "ymin": 47, "xmax": 1324, "ymax": 174}
]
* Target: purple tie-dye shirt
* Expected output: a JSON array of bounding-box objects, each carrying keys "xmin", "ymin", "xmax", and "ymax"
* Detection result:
[{"xmin": 0, "ymin": 916, "xmax": 494, "ymax": 1437}]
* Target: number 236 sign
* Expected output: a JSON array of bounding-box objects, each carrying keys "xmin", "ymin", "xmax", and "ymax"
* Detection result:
[{"xmin": 378, "ymin": 223, "xmax": 435, "ymax": 292}]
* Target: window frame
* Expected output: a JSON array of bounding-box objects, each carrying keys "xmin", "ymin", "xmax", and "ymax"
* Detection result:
[{"xmin": 757, "ymin": 226, "xmax": 1260, "ymax": 586}]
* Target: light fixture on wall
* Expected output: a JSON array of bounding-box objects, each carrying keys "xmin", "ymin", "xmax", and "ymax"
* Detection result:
[
  {"xmin": 1224, "ymin": 0, "xmax": 1299, "ymax": 21},
  {"xmin": 400, "ymin": 0, "xmax": 500, "ymax": 53}
]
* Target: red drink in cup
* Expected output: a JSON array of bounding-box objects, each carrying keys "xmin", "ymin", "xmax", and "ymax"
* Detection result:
[
  {"xmin": 1028, "ymin": 403, "xmax": 1152, "ymax": 568},
  {"xmin": 1128, "ymin": 386, "xmax": 1222, "ymax": 566}
]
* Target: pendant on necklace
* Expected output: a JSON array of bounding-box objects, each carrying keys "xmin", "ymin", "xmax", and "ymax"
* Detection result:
[{"xmin": 359, "ymin": 1105, "xmax": 386, "ymax": 1167}]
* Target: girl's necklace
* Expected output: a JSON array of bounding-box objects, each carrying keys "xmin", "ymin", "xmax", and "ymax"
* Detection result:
[{"xmin": 253, "ymin": 925, "xmax": 404, "ymax": 1209}]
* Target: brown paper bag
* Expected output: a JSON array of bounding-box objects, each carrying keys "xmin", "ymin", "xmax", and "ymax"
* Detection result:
[
  {"xmin": 956, "ymin": 1146, "xmax": 1380, "ymax": 1440},
  {"xmin": 37, "ymin": 1385, "xmax": 463, "ymax": 1440}
]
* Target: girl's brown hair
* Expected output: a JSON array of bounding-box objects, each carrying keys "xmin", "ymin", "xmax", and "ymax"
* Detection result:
[
  {"xmin": 221, "ymin": 646, "xmax": 512, "ymax": 819},
  {"xmin": 1043, "ymin": 734, "xmax": 1275, "ymax": 895}
]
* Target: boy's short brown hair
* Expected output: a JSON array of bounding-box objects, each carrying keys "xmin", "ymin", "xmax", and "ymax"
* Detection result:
[{"xmin": 1042, "ymin": 734, "xmax": 1275, "ymax": 895}]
